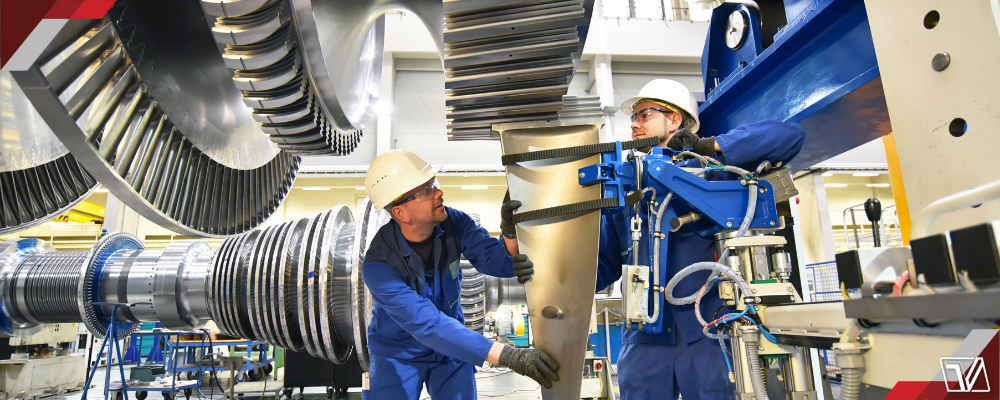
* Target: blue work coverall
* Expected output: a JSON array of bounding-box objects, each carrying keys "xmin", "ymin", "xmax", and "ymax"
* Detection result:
[
  {"xmin": 596, "ymin": 121, "xmax": 806, "ymax": 400},
  {"xmin": 361, "ymin": 206, "xmax": 516, "ymax": 400}
]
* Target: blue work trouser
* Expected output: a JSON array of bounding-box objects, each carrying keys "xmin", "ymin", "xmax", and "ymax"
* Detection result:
[
  {"xmin": 363, "ymin": 354, "xmax": 476, "ymax": 400},
  {"xmin": 618, "ymin": 336, "xmax": 735, "ymax": 400}
]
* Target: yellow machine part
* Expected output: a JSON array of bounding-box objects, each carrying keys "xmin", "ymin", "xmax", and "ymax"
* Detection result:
[
  {"xmin": 513, "ymin": 309, "xmax": 526, "ymax": 336},
  {"xmin": 54, "ymin": 201, "xmax": 105, "ymax": 223}
]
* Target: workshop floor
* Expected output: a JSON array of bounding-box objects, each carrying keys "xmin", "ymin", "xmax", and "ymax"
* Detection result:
[{"xmin": 55, "ymin": 365, "xmax": 620, "ymax": 400}]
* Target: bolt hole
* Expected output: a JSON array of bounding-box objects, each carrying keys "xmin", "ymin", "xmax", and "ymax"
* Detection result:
[
  {"xmin": 949, "ymin": 118, "xmax": 967, "ymax": 137},
  {"xmin": 924, "ymin": 10, "xmax": 939, "ymax": 29}
]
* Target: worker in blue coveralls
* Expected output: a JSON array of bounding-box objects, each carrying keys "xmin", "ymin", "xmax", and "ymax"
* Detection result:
[
  {"xmin": 586, "ymin": 79, "xmax": 804, "ymax": 400},
  {"xmin": 361, "ymin": 149, "xmax": 560, "ymax": 400}
]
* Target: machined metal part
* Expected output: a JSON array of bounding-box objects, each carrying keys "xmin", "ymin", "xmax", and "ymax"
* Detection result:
[
  {"xmin": 0, "ymin": 239, "xmax": 56, "ymax": 336},
  {"xmin": 0, "ymin": 72, "xmax": 99, "ymax": 234},
  {"xmin": 351, "ymin": 198, "xmax": 378, "ymax": 370},
  {"xmin": 201, "ymin": 0, "xmax": 377, "ymax": 154},
  {"xmin": 844, "ymin": 290, "xmax": 1000, "ymax": 321},
  {"xmin": 11, "ymin": 20, "xmax": 300, "ymax": 238},
  {"xmin": 443, "ymin": 1, "xmax": 595, "ymax": 140},
  {"xmin": 0, "ymin": 200, "xmax": 530, "ymax": 371},
  {"xmin": 79, "ymin": 233, "xmax": 145, "ymax": 340},
  {"xmin": 498, "ymin": 119, "xmax": 604, "ymax": 400}
]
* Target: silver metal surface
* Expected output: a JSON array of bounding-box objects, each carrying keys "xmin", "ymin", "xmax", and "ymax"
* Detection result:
[
  {"xmin": 11, "ymin": 21, "xmax": 300, "ymax": 238},
  {"xmin": 110, "ymin": 0, "xmax": 279, "ymax": 168},
  {"xmin": 329, "ymin": 214, "xmax": 357, "ymax": 363},
  {"xmin": 725, "ymin": 10, "xmax": 749, "ymax": 50},
  {"xmin": 153, "ymin": 241, "xmax": 212, "ymax": 330},
  {"xmin": 498, "ymin": 119, "xmax": 604, "ymax": 400},
  {"xmin": 0, "ymin": 239, "xmax": 55, "ymax": 335},
  {"xmin": 104, "ymin": 249, "xmax": 160, "ymax": 322},
  {"xmin": 351, "ymin": 197, "xmax": 377, "ymax": 371},
  {"xmin": 844, "ymin": 290, "xmax": 1000, "ymax": 320},
  {"xmin": 0, "ymin": 72, "xmax": 71, "ymax": 170},
  {"xmin": 0, "ymin": 201, "xmax": 523, "ymax": 364},
  {"xmin": 0, "ymin": 71, "xmax": 98, "ymax": 234},
  {"xmin": 202, "ymin": 0, "xmax": 424, "ymax": 155},
  {"xmin": 77, "ymin": 232, "xmax": 144, "ymax": 339},
  {"xmin": 443, "ymin": 0, "xmax": 595, "ymax": 140}
]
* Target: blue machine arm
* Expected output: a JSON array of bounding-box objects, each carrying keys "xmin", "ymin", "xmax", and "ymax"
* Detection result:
[{"xmin": 580, "ymin": 145, "xmax": 778, "ymax": 334}]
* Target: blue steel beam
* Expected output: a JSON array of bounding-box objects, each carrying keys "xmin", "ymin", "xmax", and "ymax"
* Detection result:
[{"xmin": 698, "ymin": 0, "xmax": 890, "ymax": 170}]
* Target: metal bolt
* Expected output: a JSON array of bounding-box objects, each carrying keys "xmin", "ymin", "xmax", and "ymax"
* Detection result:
[
  {"xmin": 769, "ymin": 221, "xmax": 775, "ymax": 226},
  {"xmin": 755, "ymin": 297, "xmax": 762, "ymax": 303},
  {"xmin": 786, "ymin": 286, "xmax": 793, "ymax": 292},
  {"xmin": 726, "ymin": 222, "xmax": 733, "ymax": 227},
  {"xmin": 751, "ymin": 288, "xmax": 757, "ymax": 293},
  {"xmin": 932, "ymin": 52, "xmax": 951, "ymax": 71},
  {"xmin": 759, "ymin": 187, "xmax": 767, "ymax": 193},
  {"xmin": 758, "ymin": 346, "xmax": 765, "ymax": 351},
  {"xmin": 579, "ymin": 172, "xmax": 585, "ymax": 178},
  {"xmin": 789, "ymin": 296, "xmax": 795, "ymax": 301}
]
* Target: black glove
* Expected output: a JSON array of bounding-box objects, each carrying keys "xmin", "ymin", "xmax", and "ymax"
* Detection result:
[
  {"xmin": 512, "ymin": 254, "xmax": 534, "ymax": 284},
  {"xmin": 500, "ymin": 190, "xmax": 521, "ymax": 239},
  {"xmin": 498, "ymin": 346, "xmax": 560, "ymax": 389},
  {"xmin": 666, "ymin": 128, "xmax": 717, "ymax": 157}
]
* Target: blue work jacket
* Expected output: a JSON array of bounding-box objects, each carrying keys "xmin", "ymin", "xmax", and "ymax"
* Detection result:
[
  {"xmin": 596, "ymin": 120, "xmax": 806, "ymax": 346},
  {"xmin": 362, "ymin": 206, "xmax": 516, "ymax": 366}
]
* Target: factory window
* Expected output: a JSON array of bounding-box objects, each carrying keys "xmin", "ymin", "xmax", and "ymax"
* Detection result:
[{"xmin": 601, "ymin": 0, "xmax": 712, "ymax": 21}]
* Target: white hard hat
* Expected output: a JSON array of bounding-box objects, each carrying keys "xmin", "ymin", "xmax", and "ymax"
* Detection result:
[
  {"xmin": 620, "ymin": 79, "xmax": 701, "ymax": 133},
  {"xmin": 365, "ymin": 150, "xmax": 442, "ymax": 210}
]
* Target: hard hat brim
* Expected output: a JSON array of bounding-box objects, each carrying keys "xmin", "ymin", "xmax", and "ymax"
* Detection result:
[
  {"xmin": 619, "ymin": 96, "xmax": 701, "ymax": 133},
  {"xmin": 384, "ymin": 164, "xmax": 442, "ymax": 209}
]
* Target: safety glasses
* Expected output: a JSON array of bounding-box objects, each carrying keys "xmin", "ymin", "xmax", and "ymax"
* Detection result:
[
  {"xmin": 393, "ymin": 178, "xmax": 440, "ymax": 206},
  {"xmin": 629, "ymin": 107, "xmax": 675, "ymax": 124}
]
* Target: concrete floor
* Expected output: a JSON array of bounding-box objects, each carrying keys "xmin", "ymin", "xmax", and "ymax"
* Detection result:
[{"xmin": 47, "ymin": 364, "xmax": 619, "ymax": 400}]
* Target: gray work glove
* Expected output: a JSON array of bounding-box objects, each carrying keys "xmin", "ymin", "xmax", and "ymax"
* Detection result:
[
  {"xmin": 500, "ymin": 190, "xmax": 521, "ymax": 239},
  {"xmin": 498, "ymin": 346, "xmax": 560, "ymax": 389},
  {"xmin": 666, "ymin": 128, "xmax": 717, "ymax": 157},
  {"xmin": 512, "ymin": 254, "xmax": 534, "ymax": 284}
]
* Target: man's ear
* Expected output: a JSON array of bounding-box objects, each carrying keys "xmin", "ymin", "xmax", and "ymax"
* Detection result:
[
  {"xmin": 665, "ymin": 112, "xmax": 683, "ymax": 132},
  {"xmin": 391, "ymin": 206, "xmax": 409, "ymax": 224}
]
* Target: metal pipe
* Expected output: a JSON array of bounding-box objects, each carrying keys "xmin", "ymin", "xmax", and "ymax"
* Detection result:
[
  {"xmin": 849, "ymin": 207, "xmax": 860, "ymax": 249},
  {"xmin": 911, "ymin": 179, "xmax": 1000, "ymax": 239},
  {"xmin": 603, "ymin": 308, "xmax": 613, "ymax": 364},
  {"xmin": 789, "ymin": 348, "xmax": 814, "ymax": 392}
]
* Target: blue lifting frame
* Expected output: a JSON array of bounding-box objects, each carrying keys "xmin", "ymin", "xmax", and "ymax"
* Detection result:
[{"xmin": 580, "ymin": 145, "xmax": 778, "ymax": 334}]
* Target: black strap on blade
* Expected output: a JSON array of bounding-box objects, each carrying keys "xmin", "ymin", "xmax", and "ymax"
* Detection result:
[
  {"xmin": 512, "ymin": 189, "xmax": 644, "ymax": 224},
  {"xmin": 501, "ymin": 136, "xmax": 660, "ymax": 166}
]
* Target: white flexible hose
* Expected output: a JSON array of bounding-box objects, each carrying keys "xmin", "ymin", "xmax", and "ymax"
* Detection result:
[
  {"xmin": 667, "ymin": 262, "xmax": 752, "ymax": 323},
  {"xmin": 745, "ymin": 340, "xmax": 770, "ymax": 400},
  {"xmin": 840, "ymin": 367, "xmax": 861, "ymax": 400},
  {"xmin": 665, "ymin": 182, "xmax": 757, "ymax": 307}
]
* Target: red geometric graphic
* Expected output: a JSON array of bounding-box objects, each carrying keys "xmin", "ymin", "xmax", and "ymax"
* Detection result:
[
  {"xmin": 0, "ymin": 0, "xmax": 114, "ymax": 68},
  {"xmin": 887, "ymin": 331, "xmax": 999, "ymax": 399}
]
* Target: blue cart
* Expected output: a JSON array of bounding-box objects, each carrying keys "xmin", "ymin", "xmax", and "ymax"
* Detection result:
[
  {"xmin": 110, "ymin": 331, "xmax": 207, "ymax": 400},
  {"xmin": 164, "ymin": 333, "xmax": 273, "ymax": 383}
]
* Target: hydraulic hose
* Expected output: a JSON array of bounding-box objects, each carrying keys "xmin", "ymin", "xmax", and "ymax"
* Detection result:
[
  {"xmin": 840, "ymin": 367, "xmax": 861, "ymax": 400},
  {"xmin": 667, "ymin": 262, "xmax": 752, "ymax": 324},
  {"xmin": 741, "ymin": 326, "xmax": 770, "ymax": 400},
  {"xmin": 745, "ymin": 343, "xmax": 769, "ymax": 400},
  {"xmin": 664, "ymin": 180, "xmax": 757, "ymax": 307},
  {"xmin": 645, "ymin": 160, "xmax": 760, "ymax": 324},
  {"xmin": 834, "ymin": 342, "xmax": 865, "ymax": 400}
]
